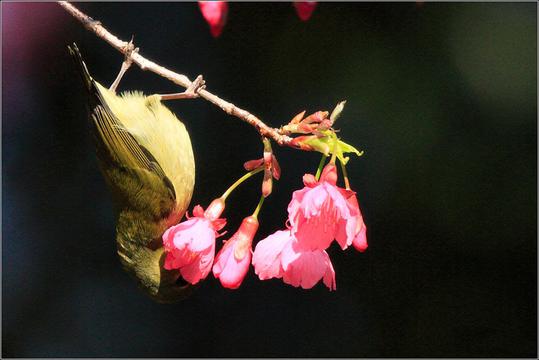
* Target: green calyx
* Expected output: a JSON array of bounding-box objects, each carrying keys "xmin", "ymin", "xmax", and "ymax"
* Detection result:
[{"xmin": 302, "ymin": 130, "xmax": 363, "ymax": 165}]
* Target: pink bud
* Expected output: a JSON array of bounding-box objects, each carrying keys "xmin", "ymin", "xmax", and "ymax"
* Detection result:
[
  {"xmin": 262, "ymin": 168, "xmax": 273, "ymax": 197},
  {"xmin": 213, "ymin": 216, "xmax": 259, "ymax": 289},
  {"xmin": 302, "ymin": 174, "xmax": 317, "ymax": 187},
  {"xmin": 302, "ymin": 110, "xmax": 328, "ymax": 124},
  {"xmin": 317, "ymin": 118, "xmax": 333, "ymax": 131},
  {"xmin": 320, "ymin": 163, "xmax": 338, "ymax": 185},
  {"xmin": 290, "ymin": 136, "xmax": 314, "ymax": 151},
  {"xmin": 353, "ymin": 224, "xmax": 368, "ymax": 252},
  {"xmin": 263, "ymin": 149, "xmax": 273, "ymax": 169},
  {"xmin": 298, "ymin": 123, "xmax": 317, "ymax": 134},
  {"xmin": 293, "ymin": 2, "xmax": 317, "ymax": 22},
  {"xmin": 344, "ymin": 194, "xmax": 368, "ymax": 252},
  {"xmin": 204, "ymin": 197, "xmax": 226, "ymax": 221},
  {"xmin": 271, "ymin": 155, "xmax": 281, "ymax": 180},
  {"xmin": 244, "ymin": 158, "xmax": 264, "ymax": 171},
  {"xmin": 198, "ymin": 1, "xmax": 228, "ymax": 38},
  {"xmin": 289, "ymin": 110, "xmax": 306, "ymax": 125}
]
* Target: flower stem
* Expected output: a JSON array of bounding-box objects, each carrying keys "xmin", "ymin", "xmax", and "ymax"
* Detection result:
[
  {"xmin": 221, "ymin": 167, "xmax": 264, "ymax": 200},
  {"xmin": 252, "ymin": 195, "xmax": 265, "ymax": 219},
  {"xmin": 315, "ymin": 155, "xmax": 328, "ymax": 181},
  {"xmin": 339, "ymin": 159, "xmax": 351, "ymax": 190},
  {"xmin": 329, "ymin": 132, "xmax": 339, "ymax": 165}
]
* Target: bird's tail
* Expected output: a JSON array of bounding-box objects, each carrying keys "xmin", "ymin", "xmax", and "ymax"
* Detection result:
[
  {"xmin": 68, "ymin": 43, "xmax": 94, "ymax": 93},
  {"xmin": 68, "ymin": 43, "xmax": 113, "ymax": 122}
]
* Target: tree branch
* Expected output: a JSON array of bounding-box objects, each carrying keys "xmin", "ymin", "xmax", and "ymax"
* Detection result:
[{"xmin": 58, "ymin": 1, "xmax": 298, "ymax": 148}]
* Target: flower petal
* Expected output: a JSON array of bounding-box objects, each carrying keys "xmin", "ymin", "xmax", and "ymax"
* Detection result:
[
  {"xmin": 214, "ymin": 242, "xmax": 252, "ymax": 289},
  {"xmin": 244, "ymin": 158, "xmax": 264, "ymax": 171},
  {"xmin": 322, "ymin": 253, "xmax": 336, "ymax": 290},
  {"xmin": 352, "ymin": 224, "xmax": 368, "ymax": 252},
  {"xmin": 282, "ymin": 248, "xmax": 331, "ymax": 289},
  {"xmin": 252, "ymin": 230, "xmax": 290, "ymax": 280},
  {"xmin": 180, "ymin": 244, "xmax": 215, "ymax": 284},
  {"xmin": 287, "ymin": 186, "xmax": 310, "ymax": 226},
  {"xmin": 280, "ymin": 238, "xmax": 301, "ymax": 271},
  {"xmin": 293, "ymin": 212, "xmax": 336, "ymax": 251}
]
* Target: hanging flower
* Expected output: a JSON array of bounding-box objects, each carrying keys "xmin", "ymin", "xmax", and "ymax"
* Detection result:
[
  {"xmin": 287, "ymin": 163, "xmax": 359, "ymax": 251},
  {"xmin": 353, "ymin": 222, "xmax": 368, "ymax": 252},
  {"xmin": 163, "ymin": 198, "xmax": 226, "ymax": 284},
  {"xmin": 343, "ymin": 193, "xmax": 368, "ymax": 252},
  {"xmin": 251, "ymin": 230, "xmax": 289, "ymax": 280},
  {"xmin": 198, "ymin": 1, "xmax": 229, "ymax": 38},
  {"xmin": 213, "ymin": 216, "xmax": 259, "ymax": 289},
  {"xmin": 293, "ymin": 1, "xmax": 317, "ymax": 21},
  {"xmin": 252, "ymin": 230, "xmax": 336, "ymax": 290}
]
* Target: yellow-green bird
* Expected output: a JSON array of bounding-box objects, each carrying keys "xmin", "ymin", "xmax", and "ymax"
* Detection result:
[{"xmin": 69, "ymin": 44, "xmax": 196, "ymax": 303}]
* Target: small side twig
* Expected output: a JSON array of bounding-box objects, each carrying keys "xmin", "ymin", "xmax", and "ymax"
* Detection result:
[
  {"xmin": 109, "ymin": 37, "xmax": 137, "ymax": 92},
  {"xmin": 58, "ymin": 1, "xmax": 297, "ymax": 148}
]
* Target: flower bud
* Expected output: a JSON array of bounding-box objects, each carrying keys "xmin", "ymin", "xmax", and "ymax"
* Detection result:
[
  {"xmin": 271, "ymin": 155, "xmax": 281, "ymax": 180},
  {"xmin": 198, "ymin": 1, "xmax": 228, "ymax": 37},
  {"xmin": 293, "ymin": 1, "xmax": 317, "ymax": 21},
  {"xmin": 262, "ymin": 169, "xmax": 273, "ymax": 197},
  {"xmin": 213, "ymin": 216, "xmax": 259, "ymax": 289},
  {"xmin": 320, "ymin": 163, "xmax": 338, "ymax": 185},
  {"xmin": 244, "ymin": 158, "xmax": 264, "ymax": 171},
  {"xmin": 204, "ymin": 197, "xmax": 226, "ymax": 221},
  {"xmin": 302, "ymin": 110, "xmax": 328, "ymax": 124},
  {"xmin": 289, "ymin": 110, "xmax": 306, "ymax": 125}
]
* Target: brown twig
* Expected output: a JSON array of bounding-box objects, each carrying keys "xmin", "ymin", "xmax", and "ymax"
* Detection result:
[{"xmin": 58, "ymin": 1, "xmax": 298, "ymax": 148}]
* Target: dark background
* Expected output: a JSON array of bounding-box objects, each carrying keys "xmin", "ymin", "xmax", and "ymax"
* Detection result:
[{"xmin": 3, "ymin": 2, "xmax": 537, "ymax": 358}]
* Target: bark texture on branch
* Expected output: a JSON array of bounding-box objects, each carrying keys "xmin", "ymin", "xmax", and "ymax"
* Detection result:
[{"xmin": 58, "ymin": 1, "xmax": 298, "ymax": 147}]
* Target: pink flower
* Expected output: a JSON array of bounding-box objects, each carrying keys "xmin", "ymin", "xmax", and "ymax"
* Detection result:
[
  {"xmin": 293, "ymin": 2, "xmax": 317, "ymax": 21},
  {"xmin": 213, "ymin": 216, "xmax": 259, "ymax": 289},
  {"xmin": 344, "ymin": 194, "xmax": 368, "ymax": 252},
  {"xmin": 251, "ymin": 230, "xmax": 289, "ymax": 280},
  {"xmin": 163, "ymin": 198, "xmax": 226, "ymax": 284},
  {"xmin": 353, "ymin": 223, "xmax": 368, "ymax": 252},
  {"xmin": 282, "ymin": 239, "xmax": 336, "ymax": 290},
  {"xmin": 198, "ymin": 1, "xmax": 228, "ymax": 38},
  {"xmin": 288, "ymin": 163, "xmax": 359, "ymax": 251},
  {"xmin": 252, "ymin": 230, "xmax": 336, "ymax": 290}
]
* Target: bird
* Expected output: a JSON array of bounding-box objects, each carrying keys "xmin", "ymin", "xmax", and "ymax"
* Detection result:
[{"xmin": 69, "ymin": 43, "xmax": 196, "ymax": 303}]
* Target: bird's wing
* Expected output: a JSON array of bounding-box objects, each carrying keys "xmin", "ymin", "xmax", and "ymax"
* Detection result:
[
  {"xmin": 69, "ymin": 43, "xmax": 174, "ymax": 197},
  {"xmin": 91, "ymin": 101, "xmax": 177, "ymax": 204}
]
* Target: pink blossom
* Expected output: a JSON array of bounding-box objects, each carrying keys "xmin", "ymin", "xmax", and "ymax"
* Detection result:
[
  {"xmin": 213, "ymin": 216, "xmax": 259, "ymax": 289},
  {"xmin": 252, "ymin": 230, "xmax": 336, "ymax": 290},
  {"xmin": 344, "ymin": 194, "xmax": 368, "ymax": 252},
  {"xmin": 281, "ymin": 239, "xmax": 335, "ymax": 290},
  {"xmin": 163, "ymin": 199, "xmax": 226, "ymax": 284},
  {"xmin": 251, "ymin": 230, "xmax": 289, "ymax": 280},
  {"xmin": 288, "ymin": 163, "xmax": 358, "ymax": 251},
  {"xmin": 293, "ymin": 2, "xmax": 317, "ymax": 21},
  {"xmin": 198, "ymin": 1, "xmax": 228, "ymax": 38},
  {"xmin": 353, "ymin": 223, "xmax": 368, "ymax": 252}
]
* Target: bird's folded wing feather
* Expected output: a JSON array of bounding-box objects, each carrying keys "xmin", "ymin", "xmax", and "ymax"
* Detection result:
[{"xmin": 91, "ymin": 100, "xmax": 177, "ymax": 215}]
